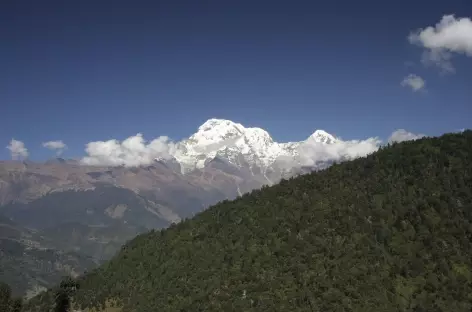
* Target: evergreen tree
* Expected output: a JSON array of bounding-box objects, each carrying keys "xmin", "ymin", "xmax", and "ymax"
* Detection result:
[
  {"xmin": 0, "ymin": 282, "xmax": 12, "ymax": 312},
  {"xmin": 0, "ymin": 282, "xmax": 22, "ymax": 312},
  {"xmin": 54, "ymin": 277, "xmax": 79, "ymax": 312}
]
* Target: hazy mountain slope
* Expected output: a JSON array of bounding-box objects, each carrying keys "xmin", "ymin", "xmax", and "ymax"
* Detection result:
[
  {"xmin": 0, "ymin": 160, "xmax": 234, "ymax": 214},
  {"xmin": 25, "ymin": 130, "xmax": 472, "ymax": 312},
  {"xmin": 0, "ymin": 185, "xmax": 179, "ymax": 297},
  {"xmin": 39, "ymin": 222, "xmax": 143, "ymax": 261},
  {"xmin": 0, "ymin": 214, "xmax": 97, "ymax": 298},
  {"xmin": 2, "ymin": 185, "xmax": 171, "ymax": 230},
  {"xmin": 1, "ymin": 186, "xmax": 174, "ymax": 259}
]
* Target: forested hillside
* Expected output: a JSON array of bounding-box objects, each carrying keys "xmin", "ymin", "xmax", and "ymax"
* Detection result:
[{"xmin": 25, "ymin": 130, "xmax": 472, "ymax": 312}]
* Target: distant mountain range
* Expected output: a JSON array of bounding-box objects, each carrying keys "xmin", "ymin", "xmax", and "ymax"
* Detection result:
[{"xmin": 0, "ymin": 118, "xmax": 378, "ymax": 296}]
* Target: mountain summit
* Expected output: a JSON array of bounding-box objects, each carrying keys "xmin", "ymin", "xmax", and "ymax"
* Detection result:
[
  {"xmin": 172, "ymin": 118, "xmax": 337, "ymax": 174},
  {"xmin": 308, "ymin": 129, "xmax": 338, "ymax": 144}
]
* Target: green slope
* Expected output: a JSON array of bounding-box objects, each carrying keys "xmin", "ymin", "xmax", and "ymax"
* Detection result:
[{"xmin": 26, "ymin": 131, "xmax": 472, "ymax": 312}]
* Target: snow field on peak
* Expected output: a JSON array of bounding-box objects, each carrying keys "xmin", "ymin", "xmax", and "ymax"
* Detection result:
[{"xmin": 171, "ymin": 118, "xmax": 336, "ymax": 173}]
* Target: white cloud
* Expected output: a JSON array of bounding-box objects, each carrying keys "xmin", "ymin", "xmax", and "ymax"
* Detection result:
[
  {"xmin": 6, "ymin": 139, "xmax": 29, "ymax": 160},
  {"xmin": 408, "ymin": 15, "xmax": 472, "ymax": 72},
  {"xmin": 80, "ymin": 128, "xmax": 426, "ymax": 170},
  {"xmin": 81, "ymin": 133, "xmax": 177, "ymax": 167},
  {"xmin": 285, "ymin": 130, "xmax": 425, "ymax": 168},
  {"xmin": 295, "ymin": 137, "xmax": 383, "ymax": 167},
  {"xmin": 401, "ymin": 74, "xmax": 426, "ymax": 92},
  {"xmin": 42, "ymin": 140, "xmax": 67, "ymax": 155},
  {"xmin": 388, "ymin": 129, "xmax": 425, "ymax": 144}
]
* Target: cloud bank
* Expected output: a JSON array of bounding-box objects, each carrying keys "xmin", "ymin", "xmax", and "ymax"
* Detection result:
[
  {"xmin": 6, "ymin": 139, "xmax": 29, "ymax": 160},
  {"xmin": 81, "ymin": 133, "xmax": 177, "ymax": 167},
  {"xmin": 42, "ymin": 140, "xmax": 67, "ymax": 155},
  {"xmin": 409, "ymin": 15, "xmax": 472, "ymax": 72},
  {"xmin": 401, "ymin": 74, "xmax": 426, "ymax": 92},
  {"xmin": 284, "ymin": 130, "xmax": 424, "ymax": 169},
  {"xmin": 79, "ymin": 128, "xmax": 424, "ymax": 170},
  {"xmin": 388, "ymin": 129, "xmax": 425, "ymax": 144},
  {"xmin": 295, "ymin": 137, "xmax": 382, "ymax": 167}
]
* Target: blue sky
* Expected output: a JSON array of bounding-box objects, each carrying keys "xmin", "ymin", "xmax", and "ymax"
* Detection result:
[{"xmin": 1, "ymin": 0, "xmax": 471, "ymax": 160}]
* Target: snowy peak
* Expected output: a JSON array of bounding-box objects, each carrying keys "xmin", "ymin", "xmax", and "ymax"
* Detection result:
[
  {"xmin": 197, "ymin": 118, "xmax": 243, "ymax": 132},
  {"xmin": 188, "ymin": 119, "xmax": 245, "ymax": 147},
  {"xmin": 308, "ymin": 130, "xmax": 337, "ymax": 144},
  {"xmin": 172, "ymin": 118, "xmax": 338, "ymax": 173}
]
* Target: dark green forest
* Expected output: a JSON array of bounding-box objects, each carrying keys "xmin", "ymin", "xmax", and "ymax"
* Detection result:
[
  {"xmin": 23, "ymin": 130, "xmax": 472, "ymax": 311},
  {"xmin": 0, "ymin": 282, "xmax": 23, "ymax": 312}
]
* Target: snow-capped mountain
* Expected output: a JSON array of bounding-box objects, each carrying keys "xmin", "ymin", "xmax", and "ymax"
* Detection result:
[{"xmin": 171, "ymin": 118, "xmax": 338, "ymax": 179}]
